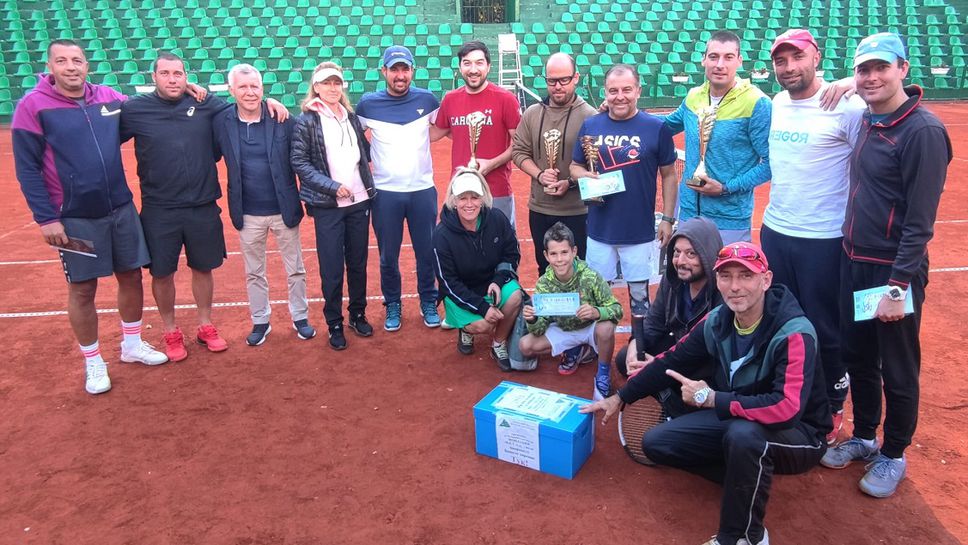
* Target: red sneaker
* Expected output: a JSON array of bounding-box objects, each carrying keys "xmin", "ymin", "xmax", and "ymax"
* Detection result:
[
  {"xmin": 196, "ymin": 324, "xmax": 228, "ymax": 352},
  {"xmin": 163, "ymin": 327, "xmax": 188, "ymax": 362},
  {"xmin": 827, "ymin": 410, "xmax": 845, "ymax": 445}
]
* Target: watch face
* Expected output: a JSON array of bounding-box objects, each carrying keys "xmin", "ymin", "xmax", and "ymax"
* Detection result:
[{"xmin": 693, "ymin": 389, "xmax": 708, "ymax": 405}]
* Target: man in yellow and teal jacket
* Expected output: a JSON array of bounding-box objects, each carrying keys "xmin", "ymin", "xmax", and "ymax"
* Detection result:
[{"xmin": 664, "ymin": 30, "xmax": 772, "ymax": 245}]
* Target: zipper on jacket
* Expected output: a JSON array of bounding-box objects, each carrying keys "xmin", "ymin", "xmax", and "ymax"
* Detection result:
[
  {"xmin": 885, "ymin": 203, "xmax": 896, "ymax": 238},
  {"xmin": 845, "ymin": 122, "xmax": 874, "ymax": 251},
  {"xmin": 81, "ymin": 104, "xmax": 114, "ymax": 211}
]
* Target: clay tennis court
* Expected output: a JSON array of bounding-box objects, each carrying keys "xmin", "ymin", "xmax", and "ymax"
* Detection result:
[{"xmin": 1, "ymin": 103, "xmax": 966, "ymax": 544}]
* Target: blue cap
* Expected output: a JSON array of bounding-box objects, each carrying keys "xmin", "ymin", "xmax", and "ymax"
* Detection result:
[
  {"xmin": 382, "ymin": 45, "xmax": 414, "ymax": 68},
  {"xmin": 854, "ymin": 32, "xmax": 907, "ymax": 68}
]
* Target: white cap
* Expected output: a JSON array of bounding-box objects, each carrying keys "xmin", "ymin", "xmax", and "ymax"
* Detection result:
[
  {"xmin": 451, "ymin": 170, "xmax": 486, "ymax": 196},
  {"xmin": 312, "ymin": 67, "xmax": 345, "ymax": 84}
]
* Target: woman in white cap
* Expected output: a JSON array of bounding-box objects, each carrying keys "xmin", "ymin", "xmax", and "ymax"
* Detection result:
[
  {"xmin": 291, "ymin": 62, "xmax": 376, "ymax": 350},
  {"xmin": 432, "ymin": 167, "xmax": 522, "ymax": 370}
]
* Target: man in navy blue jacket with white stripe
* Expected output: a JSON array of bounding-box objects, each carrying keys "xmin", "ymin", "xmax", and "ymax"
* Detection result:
[
  {"xmin": 356, "ymin": 46, "xmax": 447, "ymax": 332},
  {"xmin": 582, "ymin": 242, "xmax": 830, "ymax": 545}
]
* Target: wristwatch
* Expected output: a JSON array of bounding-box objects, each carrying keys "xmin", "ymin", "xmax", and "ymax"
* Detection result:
[
  {"xmin": 886, "ymin": 285, "xmax": 907, "ymax": 301},
  {"xmin": 693, "ymin": 386, "xmax": 712, "ymax": 406}
]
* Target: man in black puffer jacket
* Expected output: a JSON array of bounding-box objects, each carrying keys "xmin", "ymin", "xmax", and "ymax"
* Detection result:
[{"xmin": 582, "ymin": 242, "xmax": 830, "ymax": 545}]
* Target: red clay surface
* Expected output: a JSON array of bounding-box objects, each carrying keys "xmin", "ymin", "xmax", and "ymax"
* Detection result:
[{"xmin": 0, "ymin": 102, "xmax": 966, "ymax": 545}]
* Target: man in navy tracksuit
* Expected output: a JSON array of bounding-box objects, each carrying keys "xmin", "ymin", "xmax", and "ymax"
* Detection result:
[
  {"xmin": 582, "ymin": 242, "xmax": 830, "ymax": 545},
  {"xmin": 821, "ymin": 33, "xmax": 952, "ymax": 499}
]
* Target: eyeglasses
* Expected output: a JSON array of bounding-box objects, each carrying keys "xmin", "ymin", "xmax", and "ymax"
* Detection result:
[
  {"xmin": 546, "ymin": 74, "xmax": 577, "ymax": 87},
  {"xmin": 717, "ymin": 245, "xmax": 763, "ymax": 261}
]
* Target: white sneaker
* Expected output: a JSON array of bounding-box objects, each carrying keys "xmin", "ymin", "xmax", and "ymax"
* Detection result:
[
  {"xmin": 85, "ymin": 361, "xmax": 111, "ymax": 394},
  {"xmin": 120, "ymin": 340, "xmax": 169, "ymax": 366}
]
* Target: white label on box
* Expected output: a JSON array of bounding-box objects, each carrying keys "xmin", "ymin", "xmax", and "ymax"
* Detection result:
[
  {"xmin": 492, "ymin": 386, "xmax": 574, "ymax": 422},
  {"xmin": 495, "ymin": 412, "xmax": 540, "ymax": 471}
]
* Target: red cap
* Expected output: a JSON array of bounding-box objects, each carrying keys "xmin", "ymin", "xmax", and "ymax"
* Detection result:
[
  {"xmin": 714, "ymin": 242, "xmax": 770, "ymax": 274},
  {"xmin": 770, "ymin": 29, "xmax": 819, "ymax": 56}
]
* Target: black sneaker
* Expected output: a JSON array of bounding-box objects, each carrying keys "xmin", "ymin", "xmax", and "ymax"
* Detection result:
[
  {"xmin": 348, "ymin": 314, "xmax": 374, "ymax": 337},
  {"xmin": 328, "ymin": 324, "xmax": 347, "ymax": 351},
  {"xmin": 457, "ymin": 328, "xmax": 474, "ymax": 355},
  {"xmin": 491, "ymin": 341, "xmax": 512, "ymax": 372},
  {"xmin": 293, "ymin": 319, "xmax": 316, "ymax": 340},
  {"xmin": 246, "ymin": 323, "xmax": 271, "ymax": 346}
]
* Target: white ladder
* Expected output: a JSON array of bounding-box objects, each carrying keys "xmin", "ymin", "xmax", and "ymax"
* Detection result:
[{"xmin": 497, "ymin": 33, "xmax": 522, "ymax": 92}]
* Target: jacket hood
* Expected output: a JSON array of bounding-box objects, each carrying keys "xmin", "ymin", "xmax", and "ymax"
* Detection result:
[
  {"xmin": 868, "ymin": 85, "xmax": 923, "ymax": 129},
  {"xmin": 665, "ymin": 217, "xmax": 723, "ymax": 287},
  {"xmin": 698, "ymin": 77, "xmax": 758, "ymax": 102},
  {"xmin": 33, "ymin": 74, "xmax": 99, "ymax": 104},
  {"xmin": 540, "ymin": 257, "xmax": 591, "ymax": 291}
]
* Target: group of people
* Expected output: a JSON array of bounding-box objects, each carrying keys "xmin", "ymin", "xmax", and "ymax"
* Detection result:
[{"xmin": 13, "ymin": 25, "xmax": 951, "ymax": 545}]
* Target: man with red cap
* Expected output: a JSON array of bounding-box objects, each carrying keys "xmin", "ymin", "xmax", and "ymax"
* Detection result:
[
  {"xmin": 761, "ymin": 28, "xmax": 867, "ymax": 445},
  {"xmin": 582, "ymin": 241, "xmax": 831, "ymax": 545}
]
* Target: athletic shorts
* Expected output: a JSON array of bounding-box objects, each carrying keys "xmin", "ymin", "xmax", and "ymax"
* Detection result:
[
  {"xmin": 544, "ymin": 322, "xmax": 598, "ymax": 357},
  {"xmin": 443, "ymin": 280, "xmax": 522, "ymax": 329},
  {"xmin": 140, "ymin": 202, "xmax": 226, "ymax": 277},
  {"xmin": 586, "ymin": 237, "xmax": 657, "ymax": 282},
  {"xmin": 59, "ymin": 201, "xmax": 151, "ymax": 283}
]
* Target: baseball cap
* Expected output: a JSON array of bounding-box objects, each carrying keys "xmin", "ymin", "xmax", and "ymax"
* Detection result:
[
  {"xmin": 770, "ymin": 29, "xmax": 819, "ymax": 56},
  {"xmin": 451, "ymin": 168, "xmax": 486, "ymax": 197},
  {"xmin": 382, "ymin": 45, "xmax": 415, "ymax": 68},
  {"xmin": 854, "ymin": 32, "xmax": 907, "ymax": 68},
  {"xmin": 714, "ymin": 242, "xmax": 770, "ymax": 274},
  {"xmin": 312, "ymin": 67, "xmax": 345, "ymax": 84}
]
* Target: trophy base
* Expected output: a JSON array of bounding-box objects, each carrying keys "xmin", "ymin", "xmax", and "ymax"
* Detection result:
[
  {"xmin": 583, "ymin": 197, "xmax": 605, "ymax": 205},
  {"xmin": 543, "ymin": 186, "xmax": 556, "ymax": 194},
  {"xmin": 685, "ymin": 178, "xmax": 707, "ymax": 188}
]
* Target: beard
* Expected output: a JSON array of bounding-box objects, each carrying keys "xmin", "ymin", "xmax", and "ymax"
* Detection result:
[{"xmin": 676, "ymin": 268, "xmax": 705, "ymax": 284}]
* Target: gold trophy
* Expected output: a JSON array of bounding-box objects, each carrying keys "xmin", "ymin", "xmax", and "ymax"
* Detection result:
[
  {"xmin": 466, "ymin": 111, "xmax": 487, "ymax": 170},
  {"xmin": 687, "ymin": 106, "xmax": 717, "ymax": 187},
  {"xmin": 581, "ymin": 135, "xmax": 604, "ymax": 204},
  {"xmin": 542, "ymin": 129, "xmax": 562, "ymax": 194}
]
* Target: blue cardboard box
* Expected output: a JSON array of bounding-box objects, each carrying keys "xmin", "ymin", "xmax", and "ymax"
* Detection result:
[{"xmin": 473, "ymin": 381, "xmax": 595, "ymax": 480}]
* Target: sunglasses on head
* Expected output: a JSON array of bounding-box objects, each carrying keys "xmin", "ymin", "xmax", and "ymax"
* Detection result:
[{"xmin": 717, "ymin": 245, "xmax": 764, "ymax": 261}]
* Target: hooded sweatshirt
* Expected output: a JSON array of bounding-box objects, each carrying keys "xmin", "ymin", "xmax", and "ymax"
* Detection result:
[
  {"xmin": 527, "ymin": 258, "xmax": 623, "ymax": 336},
  {"xmin": 12, "ymin": 76, "xmax": 131, "ymax": 224},
  {"xmin": 621, "ymin": 284, "xmax": 831, "ymax": 438},
  {"xmin": 433, "ymin": 204, "xmax": 520, "ymax": 317},
  {"xmin": 512, "ymin": 94, "xmax": 597, "ymax": 216},
  {"xmin": 664, "ymin": 78, "xmax": 772, "ymax": 231},
  {"xmin": 641, "ymin": 217, "xmax": 724, "ymax": 352}
]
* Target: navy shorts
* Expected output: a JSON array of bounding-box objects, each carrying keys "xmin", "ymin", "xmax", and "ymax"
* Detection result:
[
  {"xmin": 140, "ymin": 202, "xmax": 226, "ymax": 277},
  {"xmin": 59, "ymin": 201, "xmax": 151, "ymax": 283}
]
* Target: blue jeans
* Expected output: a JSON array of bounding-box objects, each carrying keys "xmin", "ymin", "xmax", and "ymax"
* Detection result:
[{"xmin": 371, "ymin": 187, "xmax": 439, "ymax": 306}]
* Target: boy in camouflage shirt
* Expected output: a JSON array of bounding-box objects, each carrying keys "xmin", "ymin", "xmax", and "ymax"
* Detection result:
[{"xmin": 520, "ymin": 223, "xmax": 623, "ymax": 399}]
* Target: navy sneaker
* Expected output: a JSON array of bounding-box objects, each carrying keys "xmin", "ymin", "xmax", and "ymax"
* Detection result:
[
  {"xmin": 348, "ymin": 314, "xmax": 374, "ymax": 337},
  {"xmin": 293, "ymin": 319, "xmax": 316, "ymax": 340},
  {"xmin": 457, "ymin": 328, "xmax": 474, "ymax": 355},
  {"xmin": 420, "ymin": 301, "xmax": 441, "ymax": 328},
  {"xmin": 384, "ymin": 302, "xmax": 402, "ymax": 332},
  {"xmin": 328, "ymin": 324, "xmax": 347, "ymax": 351},
  {"xmin": 491, "ymin": 341, "xmax": 512, "ymax": 372},
  {"xmin": 246, "ymin": 323, "xmax": 271, "ymax": 346}
]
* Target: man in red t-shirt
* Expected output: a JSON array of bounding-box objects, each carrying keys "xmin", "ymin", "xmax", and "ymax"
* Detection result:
[{"xmin": 434, "ymin": 41, "xmax": 522, "ymax": 226}]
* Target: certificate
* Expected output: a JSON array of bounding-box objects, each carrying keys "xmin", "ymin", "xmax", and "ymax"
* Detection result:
[
  {"xmin": 853, "ymin": 286, "xmax": 914, "ymax": 321},
  {"xmin": 578, "ymin": 170, "xmax": 626, "ymax": 200},
  {"xmin": 532, "ymin": 292, "xmax": 580, "ymax": 316}
]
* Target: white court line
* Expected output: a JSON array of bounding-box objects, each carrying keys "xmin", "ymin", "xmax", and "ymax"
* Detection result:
[
  {"xmin": 0, "ymin": 238, "xmax": 535, "ymax": 266},
  {"xmin": 1, "ymin": 267, "xmax": 967, "ymax": 319}
]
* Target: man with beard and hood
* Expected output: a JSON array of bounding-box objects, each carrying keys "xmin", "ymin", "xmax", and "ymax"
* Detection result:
[
  {"xmin": 614, "ymin": 218, "xmax": 723, "ymax": 414},
  {"xmin": 512, "ymin": 53, "xmax": 597, "ymax": 277},
  {"xmin": 582, "ymin": 241, "xmax": 831, "ymax": 545}
]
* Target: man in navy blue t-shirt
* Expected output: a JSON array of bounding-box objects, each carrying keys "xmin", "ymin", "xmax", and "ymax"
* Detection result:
[{"xmin": 570, "ymin": 64, "xmax": 679, "ymax": 401}]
